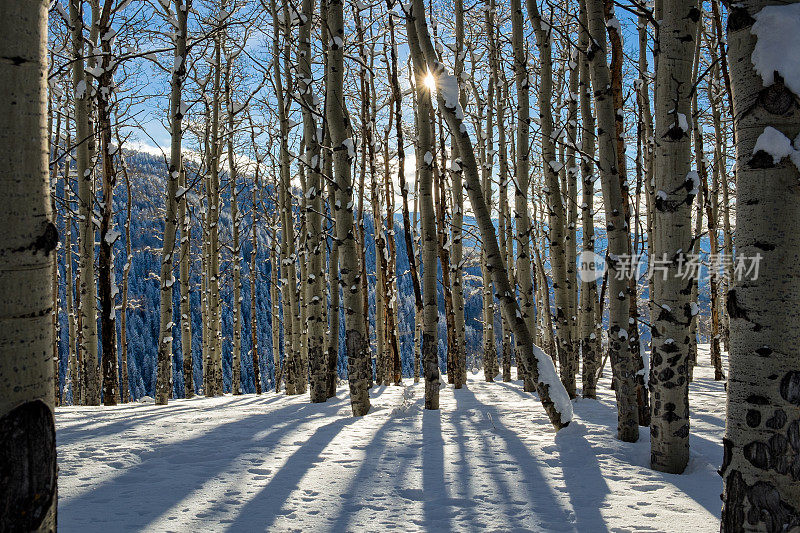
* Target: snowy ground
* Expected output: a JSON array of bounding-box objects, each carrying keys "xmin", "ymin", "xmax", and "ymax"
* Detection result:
[{"xmin": 57, "ymin": 347, "xmax": 725, "ymax": 532}]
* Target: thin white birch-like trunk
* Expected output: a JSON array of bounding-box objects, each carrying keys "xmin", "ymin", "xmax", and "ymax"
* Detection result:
[
  {"xmin": 649, "ymin": 0, "xmax": 698, "ymax": 473},
  {"xmin": 70, "ymin": 0, "xmax": 100, "ymax": 406},
  {"xmin": 156, "ymin": 0, "xmax": 189, "ymax": 405},
  {"xmin": 578, "ymin": 0, "xmax": 601, "ymax": 398},
  {"xmin": 326, "ymin": 0, "xmax": 370, "ymax": 416},
  {"xmin": 583, "ymin": 0, "xmax": 639, "ymax": 441}
]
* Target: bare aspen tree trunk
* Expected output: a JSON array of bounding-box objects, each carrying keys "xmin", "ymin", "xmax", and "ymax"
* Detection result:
[
  {"xmin": 326, "ymin": 0, "xmax": 370, "ymax": 415},
  {"xmin": 434, "ymin": 112, "xmax": 456, "ymax": 387},
  {"xmin": 205, "ymin": 5, "xmax": 225, "ymax": 397},
  {"xmin": 649, "ymin": 0, "xmax": 698, "ymax": 473},
  {"xmin": 70, "ymin": 0, "xmax": 100, "ymax": 406},
  {"xmin": 118, "ymin": 138, "xmax": 133, "ymax": 402},
  {"xmin": 707, "ymin": 50, "xmax": 727, "ymax": 380},
  {"xmin": 407, "ymin": 0, "xmax": 573, "ymax": 429},
  {"xmin": 721, "ymin": 0, "xmax": 800, "ymax": 527},
  {"xmin": 95, "ymin": 1, "xmax": 120, "ymax": 406},
  {"xmin": 578, "ymin": 0, "xmax": 601, "ymax": 398},
  {"xmin": 689, "ymin": 44, "xmax": 705, "ymax": 381},
  {"xmin": 201, "ymin": 105, "xmax": 211, "ymax": 395},
  {"xmin": 322, "ymin": 123, "xmax": 340, "ymax": 397},
  {"xmin": 0, "ymin": 0, "xmax": 58, "ymax": 526},
  {"xmin": 565, "ymin": 43, "xmax": 580, "ymax": 394},
  {"xmin": 526, "ymin": 0, "xmax": 574, "ymax": 397},
  {"xmin": 49, "ymin": 96, "xmax": 61, "ymax": 405},
  {"xmin": 408, "ymin": 21, "xmax": 440, "ymax": 409},
  {"xmin": 480, "ymin": 0, "xmax": 498, "ymax": 382},
  {"xmin": 298, "ymin": 0, "xmax": 326, "ymax": 402},
  {"xmin": 450, "ymin": 0, "xmax": 467, "ymax": 386},
  {"xmin": 496, "ymin": 73, "xmax": 513, "ymax": 384},
  {"xmin": 271, "ymin": 0, "xmax": 301, "ymax": 395},
  {"xmin": 510, "ymin": 0, "xmax": 535, "ymax": 391},
  {"xmin": 178, "ymin": 165, "xmax": 193, "ymax": 398},
  {"xmin": 248, "ymin": 124, "xmax": 262, "ymax": 395},
  {"xmin": 156, "ymin": 0, "xmax": 189, "ymax": 405},
  {"xmin": 227, "ymin": 97, "xmax": 242, "ymax": 396},
  {"xmin": 64, "ymin": 128, "xmax": 79, "ymax": 403},
  {"xmin": 381, "ymin": 101, "xmax": 402, "ymax": 385},
  {"xmin": 270, "ymin": 220, "xmax": 282, "ymax": 392},
  {"xmin": 583, "ymin": 0, "xmax": 640, "ymax": 441}
]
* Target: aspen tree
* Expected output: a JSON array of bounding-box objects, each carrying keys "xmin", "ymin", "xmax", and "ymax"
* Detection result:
[
  {"xmin": 496, "ymin": 72, "xmax": 513, "ymax": 384},
  {"xmin": 578, "ymin": 1, "xmax": 601, "ymax": 398},
  {"xmin": 205, "ymin": 4, "xmax": 226, "ymax": 397},
  {"xmin": 0, "ymin": 0, "xmax": 58, "ymax": 525},
  {"xmin": 271, "ymin": 0, "xmax": 301, "ymax": 394},
  {"xmin": 179, "ymin": 166, "xmax": 193, "ymax": 398},
  {"xmin": 721, "ymin": 0, "xmax": 800, "ymax": 527},
  {"xmin": 49, "ymin": 93, "xmax": 61, "ymax": 405},
  {"xmin": 156, "ymin": 0, "xmax": 190, "ymax": 405},
  {"xmin": 649, "ymin": 0, "xmax": 698, "ymax": 473},
  {"xmin": 326, "ymin": 0, "xmax": 371, "ymax": 415},
  {"xmin": 297, "ymin": 0, "xmax": 327, "ymax": 402},
  {"xmin": 407, "ymin": 18, "xmax": 440, "ymax": 408},
  {"xmin": 247, "ymin": 120, "xmax": 262, "ymax": 394},
  {"xmin": 118, "ymin": 133, "xmax": 133, "ymax": 402},
  {"xmin": 270, "ymin": 200, "xmax": 283, "ymax": 392},
  {"xmin": 481, "ymin": 0, "xmax": 498, "ymax": 382},
  {"xmin": 582, "ymin": 0, "xmax": 640, "ymax": 440},
  {"xmin": 93, "ymin": 0, "xmax": 120, "ymax": 406},
  {"xmin": 707, "ymin": 43, "xmax": 727, "ymax": 380},
  {"xmin": 526, "ymin": 0, "xmax": 574, "ymax": 397},
  {"xmin": 510, "ymin": 0, "xmax": 535, "ymax": 391},
  {"xmin": 70, "ymin": 0, "xmax": 100, "ymax": 406},
  {"xmin": 226, "ymin": 62, "xmax": 242, "ymax": 396},
  {"xmin": 449, "ymin": 0, "xmax": 467, "ymax": 386},
  {"xmin": 64, "ymin": 126, "xmax": 79, "ymax": 403}
]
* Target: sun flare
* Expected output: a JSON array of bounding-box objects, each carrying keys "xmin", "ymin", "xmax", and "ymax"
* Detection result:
[{"xmin": 423, "ymin": 70, "xmax": 436, "ymax": 92}]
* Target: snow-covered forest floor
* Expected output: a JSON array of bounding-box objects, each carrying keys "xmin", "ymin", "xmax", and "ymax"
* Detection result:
[{"xmin": 57, "ymin": 347, "xmax": 724, "ymax": 532}]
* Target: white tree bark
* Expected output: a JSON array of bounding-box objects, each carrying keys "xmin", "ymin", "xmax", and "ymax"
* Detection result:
[
  {"xmin": 721, "ymin": 0, "xmax": 800, "ymax": 527},
  {"xmin": 649, "ymin": 0, "xmax": 698, "ymax": 473},
  {"xmin": 0, "ymin": 0, "xmax": 58, "ymax": 526}
]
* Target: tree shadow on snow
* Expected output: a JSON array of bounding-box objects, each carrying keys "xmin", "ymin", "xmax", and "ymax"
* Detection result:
[
  {"xmin": 58, "ymin": 396, "xmax": 351, "ymax": 532},
  {"xmin": 454, "ymin": 387, "xmax": 575, "ymax": 532}
]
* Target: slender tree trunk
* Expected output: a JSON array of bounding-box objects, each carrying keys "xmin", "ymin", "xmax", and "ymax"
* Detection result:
[
  {"xmin": 526, "ymin": 0, "xmax": 574, "ymax": 397},
  {"xmin": 408, "ymin": 19, "xmax": 440, "ymax": 409},
  {"xmin": 118, "ymin": 135, "xmax": 133, "ymax": 402},
  {"xmin": 510, "ymin": 0, "xmax": 536, "ymax": 391},
  {"xmin": 707, "ymin": 52, "xmax": 727, "ymax": 381},
  {"xmin": 249, "ymin": 136, "xmax": 261, "ymax": 395},
  {"xmin": 156, "ymin": 0, "xmax": 189, "ymax": 404},
  {"xmin": 70, "ymin": 0, "xmax": 100, "ymax": 406},
  {"xmin": 583, "ymin": 0, "xmax": 640, "ymax": 441},
  {"xmin": 649, "ymin": 0, "xmax": 698, "ymax": 473},
  {"xmin": 578, "ymin": 0, "xmax": 601, "ymax": 398},
  {"xmin": 179, "ymin": 166, "xmax": 193, "ymax": 398},
  {"xmin": 326, "ymin": 0, "xmax": 370, "ymax": 415},
  {"xmin": 0, "ymin": 0, "xmax": 58, "ymax": 525},
  {"xmin": 64, "ymin": 128, "xmax": 79, "ymax": 403},
  {"xmin": 270, "ymin": 222, "xmax": 283, "ymax": 393}
]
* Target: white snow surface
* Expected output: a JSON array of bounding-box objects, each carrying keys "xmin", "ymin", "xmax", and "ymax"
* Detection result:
[
  {"xmin": 751, "ymin": 3, "xmax": 800, "ymax": 97},
  {"xmin": 57, "ymin": 348, "xmax": 724, "ymax": 532}
]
